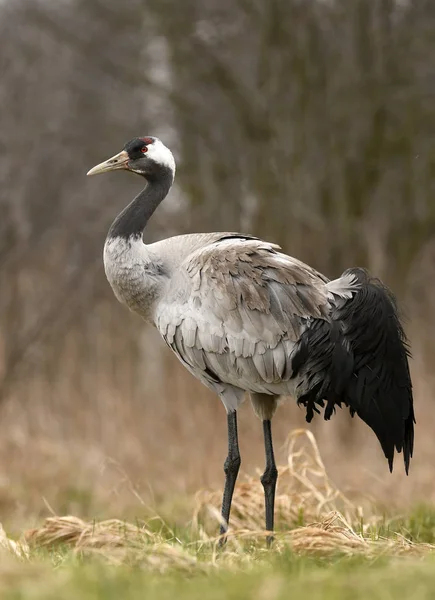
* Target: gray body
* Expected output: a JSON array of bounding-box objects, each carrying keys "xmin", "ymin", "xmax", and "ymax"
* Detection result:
[{"xmin": 104, "ymin": 231, "xmax": 358, "ymax": 418}]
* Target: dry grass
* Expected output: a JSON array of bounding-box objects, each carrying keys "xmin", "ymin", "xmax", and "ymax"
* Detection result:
[
  {"xmin": 0, "ymin": 523, "xmax": 29, "ymax": 560},
  {"xmin": 0, "ymin": 428, "xmax": 430, "ymax": 574},
  {"xmin": 25, "ymin": 516, "xmax": 154, "ymax": 550},
  {"xmin": 23, "ymin": 516, "xmax": 199, "ymax": 572},
  {"xmin": 193, "ymin": 429, "xmax": 363, "ymax": 534}
]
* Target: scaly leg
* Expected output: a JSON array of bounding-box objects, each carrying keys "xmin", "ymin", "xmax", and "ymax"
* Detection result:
[
  {"xmin": 261, "ymin": 419, "xmax": 278, "ymax": 546},
  {"xmin": 219, "ymin": 410, "xmax": 241, "ymax": 545}
]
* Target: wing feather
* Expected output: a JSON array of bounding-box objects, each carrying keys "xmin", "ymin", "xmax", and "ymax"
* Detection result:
[{"xmin": 156, "ymin": 236, "xmax": 330, "ymax": 393}]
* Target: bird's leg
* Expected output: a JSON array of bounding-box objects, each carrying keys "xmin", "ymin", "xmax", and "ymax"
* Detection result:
[
  {"xmin": 261, "ymin": 419, "xmax": 278, "ymax": 547},
  {"xmin": 219, "ymin": 410, "xmax": 241, "ymax": 546}
]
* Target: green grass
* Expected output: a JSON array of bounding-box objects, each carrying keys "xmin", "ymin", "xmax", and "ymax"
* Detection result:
[
  {"xmin": 364, "ymin": 505, "xmax": 435, "ymax": 544},
  {"xmin": 0, "ymin": 506, "xmax": 435, "ymax": 600},
  {"xmin": 2, "ymin": 551, "xmax": 435, "ymax": 600}
]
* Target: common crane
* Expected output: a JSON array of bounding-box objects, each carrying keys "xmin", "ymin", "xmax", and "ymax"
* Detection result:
[{"xmin": 87, "ymin": 136, "xmax": 415, "ymax": 545}]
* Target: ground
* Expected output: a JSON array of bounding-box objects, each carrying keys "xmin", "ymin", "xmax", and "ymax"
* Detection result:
[
  {"xmin": 1, "ymin": 431, "xmax": 434, "ymax": 599},
  {"xmin": 2, "ymin": 512, "xmax": 435, "ymax": 600},
  {"xmin": 2, "ymin": 549, "xmax": 435, "ymax": 600}
]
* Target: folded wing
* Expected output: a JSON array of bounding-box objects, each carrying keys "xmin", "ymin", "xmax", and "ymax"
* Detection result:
[{"xmin": 155, "ymin": 235, "xmax": 331, "ymax": 394}]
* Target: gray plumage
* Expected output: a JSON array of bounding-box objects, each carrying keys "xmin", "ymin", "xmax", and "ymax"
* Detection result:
[{"xmin": 155, "ymin": 234, "xmax": 335, "ymax": 413}]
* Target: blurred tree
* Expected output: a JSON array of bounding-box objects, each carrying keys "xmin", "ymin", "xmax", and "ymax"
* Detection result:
[{"xmin": 0, "ymin": 0, "xmax": 434, "ymax": 462}]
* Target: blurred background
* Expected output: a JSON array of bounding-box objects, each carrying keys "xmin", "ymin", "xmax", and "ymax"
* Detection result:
[{"xmin": 0, "ymin": 0, "xmax": 434, "ymax": 528}]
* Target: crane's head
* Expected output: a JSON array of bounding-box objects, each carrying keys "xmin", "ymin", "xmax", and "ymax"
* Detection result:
[{"xmin": 87, "ymin": 137, "xmax": 176, "ymax": 180}]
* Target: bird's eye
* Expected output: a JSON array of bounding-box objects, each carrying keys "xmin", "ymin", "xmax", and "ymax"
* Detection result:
[{"xmin": 141, "ymin": 146, "xmax": 148, "ymax": 154}]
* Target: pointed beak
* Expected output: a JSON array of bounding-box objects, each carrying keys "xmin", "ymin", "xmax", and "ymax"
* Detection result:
[{"xmin": 87, "ymin": 150, "xmax": 130, "ymax": 176}]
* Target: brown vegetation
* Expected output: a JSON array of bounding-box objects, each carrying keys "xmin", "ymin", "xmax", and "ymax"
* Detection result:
[{"xmin": 0, "ymin": 431, "xmax": 432, "ymax": 571}]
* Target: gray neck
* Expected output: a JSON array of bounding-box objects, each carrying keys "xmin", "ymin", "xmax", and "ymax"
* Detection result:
[{"xmin": 108, "ymin": 167, "xmax": 173, "ymax": 241}]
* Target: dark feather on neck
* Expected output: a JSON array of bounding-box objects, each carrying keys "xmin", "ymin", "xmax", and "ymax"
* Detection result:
[{"xmin": 108, "ymin": 165, "xmax": 173, "ymax": 241}]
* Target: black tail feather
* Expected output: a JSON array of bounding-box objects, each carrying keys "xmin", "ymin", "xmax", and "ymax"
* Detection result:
[{"xmin": 293, "ymin": 268, "xmax": 415, "ymax": 474}]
